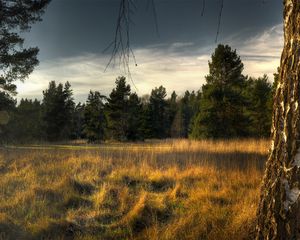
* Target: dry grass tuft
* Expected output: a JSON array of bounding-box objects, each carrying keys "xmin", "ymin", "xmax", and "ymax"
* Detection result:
[{"xmin": 0, "ymin": 139, "xmax": 268, "ymax": 239}]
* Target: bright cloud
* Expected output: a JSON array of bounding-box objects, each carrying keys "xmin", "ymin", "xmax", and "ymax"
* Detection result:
[
  {"xmin": 238, "ymin": 24, "xmax": 283, "ymax": 77},
  {"xmin": 16, "ymin": 24, "xmax": 284, "ymax": 103}
]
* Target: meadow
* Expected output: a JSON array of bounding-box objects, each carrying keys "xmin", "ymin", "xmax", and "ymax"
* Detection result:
[{"xmin": 0, "ymin": 139, "xmax": 269, "ymax": 240}]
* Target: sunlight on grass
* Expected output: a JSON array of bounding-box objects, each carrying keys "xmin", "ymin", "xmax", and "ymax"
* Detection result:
[{"xmin": 0, "ymin": 139, "xmax": 268, "ymax": 239}]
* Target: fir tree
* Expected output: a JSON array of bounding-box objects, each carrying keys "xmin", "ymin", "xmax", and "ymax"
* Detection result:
[
  {"xmin": 10, "ymin": 99, "xmax": 43, "ymax": 142},
  {"xmin": 42, "ymin": 81, "xmax": 75, "ymax": 141},
  {"xmin": 83, "ymin": 91, "xmax": 106, "ymax": 142},
  {"xmin": 191, "ymin": 44, "xmax": 249, "ymax": 139},
  {"xmin": 146, "ymin": 86, "xmax": 168, "ymax": 139},
  {"xmin": 127, "ymin": 93, "xmax": 144, "ymax": 141},
  {"xmin": 246, "ymin": 75, "xmax": 272, "ymax": 137},
  {"xmin": 171, "ymin": 90, "xmax": 201, "ymax": 138},
  {"xmin": 106, "ymin": 76, "xmax": 131, "ymax": 141},
  {"xmin": 71, "ymin": 103, "xmax": 85, "ymax": 140}
]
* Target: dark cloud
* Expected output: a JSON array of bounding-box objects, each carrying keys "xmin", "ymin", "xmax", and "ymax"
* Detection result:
[
  {"xmin": 23, "ymin": 0, "xmax": 283, "ymax": 61},
  {"xmin": 17, "ymin": 0, "xmax": 284, "ymax": 102}
]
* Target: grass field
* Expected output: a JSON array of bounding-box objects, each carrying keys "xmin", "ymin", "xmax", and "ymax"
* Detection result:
[{"xmin": 0, "ymin": 139, "xmax": 269, "ymax": 240}]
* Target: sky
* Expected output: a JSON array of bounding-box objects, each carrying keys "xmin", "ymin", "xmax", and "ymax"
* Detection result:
[{"xmin": 17, "ymin": 0, "xmax": 284, "ymax": 103}]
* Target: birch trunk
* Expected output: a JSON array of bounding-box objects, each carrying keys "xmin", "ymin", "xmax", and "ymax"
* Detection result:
[{"xmin": 256, "ymin": 0, "xmax": 300, "ymax": 239}]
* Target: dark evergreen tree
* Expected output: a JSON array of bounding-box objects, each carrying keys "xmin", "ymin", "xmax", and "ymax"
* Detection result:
[
  {"xmin": 106, "ymin": 76, "xmax": 131, "ymax": 141},
  {"xmin": 0, "ymin": 93, "xmax": 16, "ymax": 142},
  {"xmin": 186, "ymin": 90, "xmax": 201, "ymax": 135},
  {"xmin": 171, "ymin": 90, "xmax": 201, "ymax": 138},
  {"xmin": 146, "ymin": 86, "xmax": 168, "ymax": 139},
  {"xmin": 71, "ymin": 103, "xmax": 85, "ymax": 140},
  {"xmin": 10, "ymin": 99, "xmax": 43, "ymax": 142},
  {"xmin": 140, "ymin": 95, "xmax": 152, "ymax": 139},
  {"xmin": 61, "ymin": 81, "xmax": 75, "ymax": 137},
  {"xmin": 166, "ymin": 91, "xmax": 178, "ymax": 137},
  {"xmin": 0, "ymin": 0, "xmax": 50, "ymax": 142},
  {"xmin": 190, "ymin": 44, "xmax": 249, "ymax": 139},
  {"xmin": 246, "ymin": 75, "xmax": 273, "ymax": 137},
  {"xmin": 83, "ymin": 91, "xmax": 106, "ymax": 142},
  {"xmin": 42, "ymin": 81, "xmax": 75, "ymax": 141},
  {"xmin": 127, "ymin": 93, "xmax": 144, "ymax": 141},
  {"xmin": 170, "ymin": 105, "xmax": 184, "ymax": 138},
  {"xmin": 0, "ymin": 0, "xmax": 50, "ymax": 101}
]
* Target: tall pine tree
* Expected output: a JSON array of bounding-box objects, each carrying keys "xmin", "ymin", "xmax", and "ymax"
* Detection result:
[
  {"xmin": 146, "ymin": 86, "xmax": 168, "ymax": 139},
  {"xmin": 83, "ymin": 91, "xmax": 106, "ymax": 142},
  {"xmin": 127, "ymin": 93, "xmax": 144, "ymax": 141},
  {"xmin": 42, "ymin": 81, "xmax": 75, "ymax": 141},
  {"xmin": 106, "ymin": 76, "xmax": 131, "ymax": 141},
  {"xmin": 191, "ymin": 44, "xmax": 248, "ymax": 139},
  {"xmin": 246, "ymin": 75, "xmax": 273, "ymax": 138}
]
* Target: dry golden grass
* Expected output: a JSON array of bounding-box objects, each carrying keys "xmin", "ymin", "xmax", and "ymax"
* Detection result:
[{"xmin": 0, "ymin": 139, "xmax": 269, "ymax": 240}]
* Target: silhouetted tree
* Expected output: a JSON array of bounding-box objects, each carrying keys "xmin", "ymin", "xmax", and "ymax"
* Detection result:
[
  {"xmin": 0, "ymin": 94, "xmax": 16, "ymax": 142},
  {"xmin": 83, "ymin": 91, "xmax": 106, "ymax": 142},
  {"xmin": 166, "ymin": 91, "xmax": 178, "ymax": 137},
  {"xmin": 106, "ymin": 76, "xmax": 131, "ymax": 141},
  {"xmin": 10, "ymin": 99, "xmax": 43, "ymax": 142},
  {"xmin": 71, "ymin": 103, "xmax": 86, "ymax": 140},
  {"xmin": 0, "ymin": 0, "xmax": 50, "ymax": 141},
  {"xmin": 127, "ymin": 93, "xmax": 144, "ymax": 141},
  {"xmin": 62, "ymin": 81, "xmax": 75, "ymax": 138},
  {"xmin": 171, "ymin": 90, "xmax": 201, "ymax": 138},
  {"xmin": 145, "ymin": 86, "xmax": 168, "ymax": 138},
  {"xmin": 42, "ymin": 81, "xmax": 75, "ymax": 141},
  {"xmin": 0, "ymin": 0, "xmax": 50, "ymax": 99}
]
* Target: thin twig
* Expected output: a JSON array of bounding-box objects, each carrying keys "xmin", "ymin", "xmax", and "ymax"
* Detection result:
[
  {"xmin": 148, "ymin": 0, "xmax": 159, "ymax": 37},
  {"xmin": 104, "ymin": 0, "xmax": 137, "ymax": 89},
  {"xmin": 215, "ymin": 0, "xmax": 224, "ymax": 43},
  {"xmin": 201, "ymin": 0, "xmax": 205, "ymax": 16}
]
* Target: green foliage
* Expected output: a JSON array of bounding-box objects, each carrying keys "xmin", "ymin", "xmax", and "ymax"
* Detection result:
[
  {"xmin": 42, "ymin": 81, "xmax": 75, "ymax": 141},
  {"xmin": 0, "ymin": 0, "xmax": 50, "ymax": 143},
  {"xmin": 0, "ymin": 0, "xmax": 51, "ymax": 97},
  {"xmin": 0, "ymin": 92, "xmax": 15, "ymax": 112},
  {"xmin": 166, "ymin": 91, "xmax": 178, "ymax": 137},
  {"xmin": 105, "ymin": 77, "xmax": 145, "ymax": 141},
  {"xmin": 70, "ymin": 103, "xmax": 85, "ymax": 140},
  {"xmin": 0, "ymin": 93, "xmax": 16, "ymax": 142},
  {"xmin": 106, "ymin": 76, "xmax": 131, "ymax": 141},
  {"xmin": 83, "ymin": 91, "xmax": 106, "ymax": 142},
  {"xmin": 171, "ymin": 91, "xmax": 200, "ymax": 138},
  {"xmin": 190, "ymin": 44, "xmax": 249, "ymax": 139},
  {"xmin": 0, "ymin": 98, "xmax": 44, "ymax": 143},
  {"xmin": 10, "ymin": 99, "xmax": 43, "ymax": 142},
  {"xmin": 144, "ymin": 86, "xmax": 169, "ymax": 139},
  {"xmin": 1, "ymin": 45, "xmax": 277, "ymax": 143},
  {"xmin": 246, "ymin": 75, "xmax": 273, "ymax": 137},
  {"xmin": 127, "ymin": 93, "xmax": 144, "ymax": 141}
]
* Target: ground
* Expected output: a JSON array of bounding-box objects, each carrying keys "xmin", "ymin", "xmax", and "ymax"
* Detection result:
[{"xmin": 0, "ymin": 139, "xmax": 268, "ymax": 240}]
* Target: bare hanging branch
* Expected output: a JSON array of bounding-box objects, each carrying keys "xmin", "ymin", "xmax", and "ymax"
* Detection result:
[
  {"xmin": 104, "ymin": 0, "xmax": 137, "ymax": 83},
  {"xmin": 201, "ymin": 0, "xmax": 206, "ymax": 16},
  {"xmin": 147, "ymin": 0, "xmax": 160, "ymax": 37},
  {"xmin": 105, "ymin": 0, "xmax": 225, "ymax": 78},
  {"xmin": 215, "ymin": 0, "xmax": 224, "ymax": 43}
]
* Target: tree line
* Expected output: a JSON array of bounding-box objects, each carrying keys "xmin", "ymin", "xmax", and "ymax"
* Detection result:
[{"xmin": 0, "ymin": 44, "xmax": 276, "ymax": 143}]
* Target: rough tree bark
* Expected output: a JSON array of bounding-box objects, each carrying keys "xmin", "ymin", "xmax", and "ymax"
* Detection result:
[{"xmin": 256, "ymin": 0, "xmax": 300, "ymax": 239}]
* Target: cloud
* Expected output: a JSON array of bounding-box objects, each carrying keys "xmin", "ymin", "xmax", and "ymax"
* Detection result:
[
  {"xmin": 236, "ymin": 24, "xmax": 283, "ymax": 77},
  {"xmin": 16, "ymin": 24, "xmax": 284, "ymax": 103},
  {"xmin": 16, "ymin": 46, "xmax": 209, "ymax": 102}
]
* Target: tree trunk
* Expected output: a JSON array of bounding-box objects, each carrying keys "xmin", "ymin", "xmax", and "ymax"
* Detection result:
[{"xmin": 256, "ymin": 0, "xmax": 300, "ymax": 239}]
